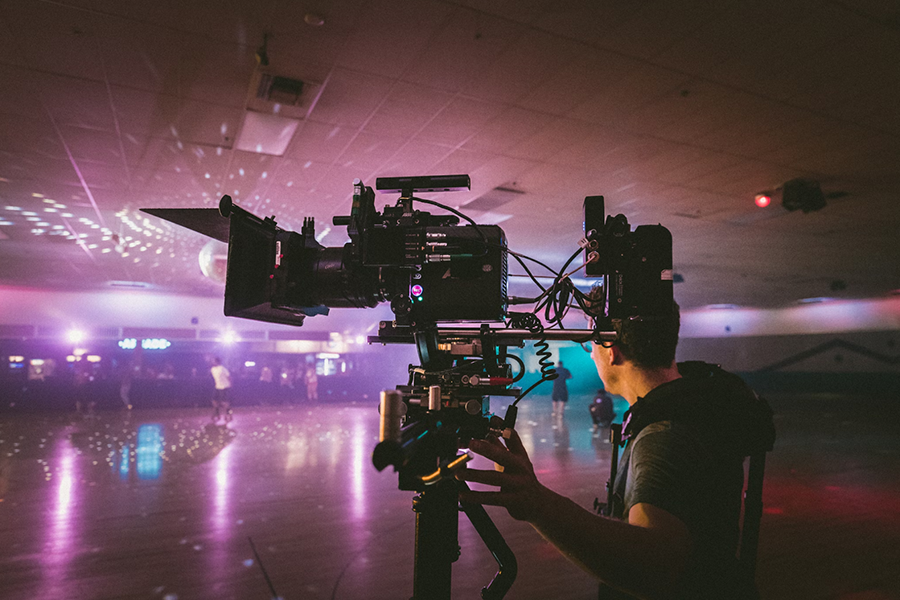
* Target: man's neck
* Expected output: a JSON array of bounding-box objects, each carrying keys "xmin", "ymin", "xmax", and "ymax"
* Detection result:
[{"xmin": 621, "ymin": 363, "xmax": 681, "ymax": 406}]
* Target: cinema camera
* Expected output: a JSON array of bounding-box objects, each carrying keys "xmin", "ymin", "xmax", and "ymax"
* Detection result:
[{"xmin": 142, "ymin": 174, "xmax": 673, "ymax": 600}]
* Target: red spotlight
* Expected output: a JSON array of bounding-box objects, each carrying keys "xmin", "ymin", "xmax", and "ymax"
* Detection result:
[{"xmin": 754, "ymin": 194, "xmax": 771, "ymax": 208}]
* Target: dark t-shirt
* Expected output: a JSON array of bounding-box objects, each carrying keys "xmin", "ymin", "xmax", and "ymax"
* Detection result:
[
  {"xmin": 599, "ymin": 362, "xmax": 773, "ymax": 599},
  {"xmin": 598, "ymin": 423, "xmax": 746, "ymax": 599}
]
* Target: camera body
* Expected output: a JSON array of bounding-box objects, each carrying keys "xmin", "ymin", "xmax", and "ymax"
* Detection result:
[
  {"xmin": 222, "ymin": 175, "xmax": 507, "ymax": 328},
  {"xmin": 583, "ymin": 195, "xmax": 673, "ymax": 326}
]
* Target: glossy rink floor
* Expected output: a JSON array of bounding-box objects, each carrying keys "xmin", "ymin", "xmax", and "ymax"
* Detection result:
[{"xmin": 1, "ymin": 394, "xmax": 899, "ymax": 600}]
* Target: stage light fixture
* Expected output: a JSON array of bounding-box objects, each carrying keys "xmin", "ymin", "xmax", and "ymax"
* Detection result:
[
  {"xmin": 754, "ymin": 193, "xmax": 772, "ymax": 208},
  {"xmin": 782, "ymin": 179, "xmax": 826, "ymax": 212}
]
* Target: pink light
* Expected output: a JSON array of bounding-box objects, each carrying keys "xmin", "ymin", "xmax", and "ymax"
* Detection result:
[
  {"xmin": 755, "ymin": 194, "xmax": 771, "ymax": 208},
  {"xmin": 38, "ymin": 442, "xmax": 78, "ymax": 598},
  {"xmin": 349, "ymin": 411, "xmax": 368, "ymax": 521},
  {"xmin": 212, "ymin": 445, "xmax": 232, "ymax": 535}
]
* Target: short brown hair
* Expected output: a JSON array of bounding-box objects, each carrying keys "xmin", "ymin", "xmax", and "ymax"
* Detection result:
[{"xmin": 588, "ymin": 287, "xmax": 680, "ymax": 368}]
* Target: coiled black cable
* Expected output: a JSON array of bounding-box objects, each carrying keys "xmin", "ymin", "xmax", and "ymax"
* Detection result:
[{"xmin": 506, "ymin": 312, "xmax": 557, "ymax": 407}]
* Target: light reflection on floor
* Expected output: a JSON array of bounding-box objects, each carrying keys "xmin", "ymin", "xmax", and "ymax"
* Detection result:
[{"xmin": 0, "ymin": 394, "xmax": 898, "ymax": 599}]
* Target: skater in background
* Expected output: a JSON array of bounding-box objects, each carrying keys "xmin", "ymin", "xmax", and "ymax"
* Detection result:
[
  {"xmin": 305, "ymin": 366, "xmax": 319, "ymax": 402},
  {"xmin": 210, "ymin": 357, "xmax": 232, "ymax": 423},
  {"xmin": 589, "ymin": 388, "xmax": 616, "ymax": 434},
  {"xmin": 551, "ymin": 361, "xmax": 573, "ymax": 418}
]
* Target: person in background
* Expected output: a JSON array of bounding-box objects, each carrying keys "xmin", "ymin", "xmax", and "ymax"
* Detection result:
[
  {"xmin": 551, "ymin": 360, "xmax": 573, "ymax": 418},
  {"xmin": 305, "ymin": 366, "xmax": 319, "ymax": 402},
  {"xmin": 590, "ymin": 388, "xmax": 616, "ymax": 434},
  {"xmin": 258, "ymin": 365, "xmax": 274, "ymax": 405},
  {"xmin": 209, "ymin": 357, "xmax": 232, "ymax": 423}
]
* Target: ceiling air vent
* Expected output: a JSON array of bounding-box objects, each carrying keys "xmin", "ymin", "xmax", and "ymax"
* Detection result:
[
  {"xmin": 245, "ymin": 70, "xmax": 321, "ymax": 121},
  {"xmin": 257, "ymin": 74, "xmax": 305, "ymax": 106}
]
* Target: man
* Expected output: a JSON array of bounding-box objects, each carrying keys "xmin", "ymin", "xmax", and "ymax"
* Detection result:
[
  {"xmin": 209, "ymin": 357, "xmax": 232, "ymax": 423},
  {"xmin": 459, "ymin": 303, "xmax": 774, "ymax": 599},
  {"xmin": 551, "ymin": 360, "xmax": 573, "ymax": 418}
]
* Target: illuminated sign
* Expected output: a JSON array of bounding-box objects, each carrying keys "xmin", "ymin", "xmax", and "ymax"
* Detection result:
[
  {"xmin": 142, "ymin": 338, "xmax": 171, "ymax": 350},
  {"xmin": 118, "ymin": 338, "xmax": 172, "ymax": 350}
]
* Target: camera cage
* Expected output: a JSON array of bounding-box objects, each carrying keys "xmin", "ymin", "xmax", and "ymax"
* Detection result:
[{"xmin": 141, "ymin": 174, "xmax": 673, "ymax": 599}]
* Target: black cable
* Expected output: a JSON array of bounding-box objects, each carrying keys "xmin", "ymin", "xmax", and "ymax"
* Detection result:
[
  {"xmin": 409, "ymin": 196, "xmax": 490, "ymax": 257},
  {"xmin": 506, "ymin": 313, "xmax": 557, "ymax": 407},
  {"xmin": 248, "ymin": 537, "xmax": 279, "ymax": 600},
  {"xmin": 506, "ymin": 353, "xmax": 526, "ymax": 383}
]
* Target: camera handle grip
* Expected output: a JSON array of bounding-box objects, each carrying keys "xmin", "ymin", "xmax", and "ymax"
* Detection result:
[{"xmin": 458, "ymin": 481, "xmax": 518, "ymax": 599}]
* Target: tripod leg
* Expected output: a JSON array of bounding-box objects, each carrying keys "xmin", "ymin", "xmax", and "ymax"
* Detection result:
[
  {"xmin": 412, "ymin": 480, "xmax": 459, "ymax": 600},
  {"xmin": 459, "ymin": 481, "xmax": 518, "ymax": 600}
]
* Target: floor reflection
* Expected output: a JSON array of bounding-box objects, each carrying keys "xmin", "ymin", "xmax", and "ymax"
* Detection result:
[
  {"xmin": 136, "ymin": 424, "xmax": 163, "ymax": 480},
  {"xmin": 0, "ymin": 395, "xmax": 897, "ymax": 599},
  {"xmin": 38, "ymin": 440, "xmax": 77, "ymax": 598}
]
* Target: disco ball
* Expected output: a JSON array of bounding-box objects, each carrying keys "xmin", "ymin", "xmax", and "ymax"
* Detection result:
[{"xmin": 198, "ymin": 239, "xmax": 228, "ymax": 284}]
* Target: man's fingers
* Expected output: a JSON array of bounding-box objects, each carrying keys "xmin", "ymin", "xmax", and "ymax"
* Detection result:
[
  {"xmin": 467, "ymin": 438, "xmax": 514, "ymax": 467},
  {"xmin": 456, "ymin": 467, "xmax": 506, "ymax": 487},
  {"xmin": 503, "ymin": 428, "xmax": 529, "ymax": 458}
]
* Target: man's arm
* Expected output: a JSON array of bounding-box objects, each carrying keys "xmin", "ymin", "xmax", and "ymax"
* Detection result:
[{"xmin": 458, "ymin": 431, "xmax": 691, "ymax": 600}]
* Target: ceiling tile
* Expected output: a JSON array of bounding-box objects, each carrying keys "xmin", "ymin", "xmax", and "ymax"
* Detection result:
[
  {"xmin": 336, "ymin": 0, "xmax": 453, "ymax": 79},
  {"xmin": 36, "ymin": 73, "xmax": 117, "ymax": 131},
  {"xmin": 401, "ymin": 6, "xmax": 524, "ymax": 92},
  {"xmin": 307, "ymin": 68, "xmax": 395, "ymax": 128},
  {"xmin": 362, "ymin": 82, "xmax": 455, "ymax": 138},
  {"xmin": 375, "ymin": 140, "xmax": 455, "ymax": 178},
  {"xmin": 335, "ymin": 131, "xmax": 408, "ymax": 174},
  {"xmin": 176, "ymin": 100, "xmax": 243, "ymax": 147},
  {"xmin": 566, "ymin": 62, "xmax": 691, "ymax": 125},
  {"xmin": 415, "ymin": 97, "xmax": 505, "ymax": 148},
  {"xmin": 284, "ymin": 121, "xmax": 357, "ymax": 163},
  {"xmin": 595, "ymin": 0, "xmax": 730, "ymax": 61},
  {"xmin": 178, "ymin": 38, "xmax": 258, "ymax": 109},
  {"xmin": 503, "ymin": 117, "xmax": 595, "ymax": 164},
  {"xmin": 462, "ymin": 29, "xmax": 583, "ymax": 104},
  {"xmin": 0, "ymin": 114, "xmax": 64, "ymax": 158},
  {"xmin": 517, "ymin": 49, "xmax": 637, "ymax": 116},
  {"xmin": 461, "ymin": 106, "xmax": 556, "ymax": 154},
  {"xmin": 59, "ymin": 126, "xmax": 125, "ymax": 165}
]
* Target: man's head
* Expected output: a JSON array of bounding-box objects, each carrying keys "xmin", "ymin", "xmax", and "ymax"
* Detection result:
[{"xmin": 587, "ymin": 288, "xmax": 680, "ymax": 400}]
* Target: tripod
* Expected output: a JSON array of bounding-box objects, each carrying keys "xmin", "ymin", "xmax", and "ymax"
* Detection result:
[{"xmin": 372, "ymin": 323, "xmax": 609, "ymax": 598}]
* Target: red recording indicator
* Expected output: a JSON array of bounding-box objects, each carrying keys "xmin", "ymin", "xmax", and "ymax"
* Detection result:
[{"xmin": 755, "ymin": 194, "xmax": 771, "ymax": 208}]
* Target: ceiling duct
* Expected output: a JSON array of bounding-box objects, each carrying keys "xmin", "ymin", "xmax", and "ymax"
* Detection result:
[
  {"xmin": 257, "ymin": 74, "xmax": 304, "ymax": 105},
  {"xmin": 237, "ymin": 70, "xmax": 322, "ymax": 156},
  {"xmin": 245, "ymin": 69, "xmax": 321, "ymax": 121}
]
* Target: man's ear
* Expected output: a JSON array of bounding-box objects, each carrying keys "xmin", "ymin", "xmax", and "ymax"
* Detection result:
[{"xmin": 608, "ymin": 344, "xmax": 625, "ymax": 366}]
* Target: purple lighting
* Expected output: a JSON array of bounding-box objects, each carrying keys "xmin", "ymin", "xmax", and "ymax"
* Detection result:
[
  {"xmin": 39, "ymin": 442, "xmax": 79, "ymax": 598},
  {"xmin": 349, "ymin": 410, "xmax": 368, "ymax": 522}
]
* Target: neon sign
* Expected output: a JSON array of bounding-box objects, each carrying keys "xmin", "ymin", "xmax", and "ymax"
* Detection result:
[{"xmin": 118, "ymin": 338, "xmax": 172, "ymax": 350}]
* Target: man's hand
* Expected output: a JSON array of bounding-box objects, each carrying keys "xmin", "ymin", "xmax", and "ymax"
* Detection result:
[{"xmin": 456, "ymin": 429, "xmax": 548, "ymax": 523}]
